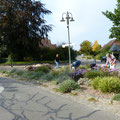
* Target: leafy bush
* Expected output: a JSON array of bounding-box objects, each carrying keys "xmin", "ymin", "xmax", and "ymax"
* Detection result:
[
  {"xmin": 69, "ymin": 69, "xmax": 87, "ymax": 81},
  {"xmin": 59, "ymin": 80, "xmax": 80, "ymax": 93},
  {"xmin": 35, "ymin": 66, "xmax": 50, "ymax": 73},
  {"xmin": 1, "ymin": 70, "xmax": 7, "ymax": 73},
  {"xmin": 16, "ymin": 70, "xmax": 24, "ymax": 76},
  {"xmin": 81, "ymin": 56, "xmax": 85, "ymax": 58},
  {"xmin": 55, "ymin": 75, "xmax": 71, "ymax": 84},
  {"xmin": 9, "ymin": 68, "xmax": 17, "ymax": 74},
  {"xmin": 50, "ymin": 70, "xmax": 59, "ymax": 77},
  {"xmin": 109, "ymin": 69, "xmax": 119, "ymax": 77},
  {"xmin": 85, "ymin": 68, "xmax": 112, "ymax": 79},
  {"xmin": 51, "ymin": 80, "xmax": 58, "ymax": 85},
  {"xmin": 99, "ymin": 77, "xmax": 120, "ymax": 93},
  {"xmin": 23, "ymin": 71, "xmax": 45, "ymax": 80},
  {"xmin": 112, "ymin": 94, "xmax": 120, "ymax": 101},
  {"xmin": 91, "ymin": 77, "xmax": 100, "ymax": 89},
  {"xmin": 40, "ymin": 72, "xmax": 54, "ymax": 81},
  {"xmin": 47, "ymin": 66, "xmax": 71, "ymax": 83},
  {"xmin": 92, "ymin": 77, "xmax": 120, "ymax": 93},
  {"xmin": 29, "ymin": 71, "xmax": 45, "ymax": 80},
  {"xmin": 79, "ymin": 65, "xmax": 87, "ymax": 69},
  {"xmin": 7, "ymin": 69, "xmax": 17, "ymax": 76},
  {"xmin": 85, "ymin": 64, "xmax": 90, "ymax": 69},
  {"xmin": 85, "ymin": 70, "xmax": 102, "ymax": 79},
  {"xmin": 87, "ymin": 56, "xmax": 92, "ymax": 59}
]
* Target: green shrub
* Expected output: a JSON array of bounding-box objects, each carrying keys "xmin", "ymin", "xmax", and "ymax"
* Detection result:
[
  {"xmin": 110, "ymin": 71, "xmax": 119, "ymax": 77},
  {"xmin": 29, "ymin": 71, "xmax": 45, "ymax": 80},
  {"xmin": 85, "ymin": 70, "xmax": 111, "ymax": 79},
  {"xmin": 79, "ymin": 65, "xmax": 87, "ymax": 69},
  {"xmin": 16, "ymin": 70, "xmax": 24, "ymax": 76},
  {"xmin": 95, "ymin": 54, "xmax": 103, "ymax": 60},
  {"xmin": 87, "ymin": 56, "xmax": 92, "ymax": 59},
  {"xmin": 55, "ymin": 75, "xmax": 71, "ymax": 84},
  {"xmin": 112, "ymin": 94, "xmax": 120, "ymax": 101},
  {"xmin": 51, "ymin": 80, "xmax": 58, "ymax": 85},
  {"xmin": 50, "ymin": 70, "xmax": 59, "ymax": 77},
  {"xmin": 23, "ymin": 71, "xmax": 44, "ymax": 80},
  {"xmin": 59, "ymin": 80, "xmax": 80, "ymax": 93},
  {"xmin": 22, "ymin": 71, "xmax": 31, "ymax": 78},
  {"xmin": 40, "ymin": 73, "xmax": 53, "ymax": 81},
  {"xmin": 88, "ymin": 97, "xmax": 97, "ymax": 102},
  {"xmin": 92, "ymin": 77, "xmax": 100, "ymax": 89},
  {"xmin": 92, "ymin": 77, "xmax": 120, "ymax": 93},
  {"xmin": 99, "ymin": 77, "xmax": 120, "ymax": 93},
  {"xmin": 1, "ymin": 70, "xmax": 7, "ymax": 74},
  {"xmin": 100, "ymin": 70, "xmax": 110, "ymax": 77},
  {"xmin": 85, "ymin": 70, "xmax": 101, "ymax": 79},
  {"xmin": 85, "ymin": 64, "xmax": 90, "ymax": 69},
  {"xmin": 35, "ymin": 66, "xmax": 50, "ymax": 73},
  {"xmin": 9, "ymin": 68, "xmax": 17, "ymax": 74},
  {"xmin": 49, "ymin": 67, "xmax": 71, "ymax": 83},
  {"xmin": 82, "ymin": 56, "xmax": 85, "ymax": 58}
]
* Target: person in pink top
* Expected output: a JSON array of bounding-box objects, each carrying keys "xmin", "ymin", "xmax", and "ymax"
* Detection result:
[{"xmin": 106, "ymin": 53, "xmax": 116, "ymax": 69}]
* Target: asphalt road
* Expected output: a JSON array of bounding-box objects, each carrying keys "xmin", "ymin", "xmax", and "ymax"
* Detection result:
[{"xmin": 0, "ymin": 77, "xmax": 119, "ymax": 120}]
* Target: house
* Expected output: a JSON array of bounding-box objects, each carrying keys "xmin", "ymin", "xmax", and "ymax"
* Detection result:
[
  {"xmin": 102, "ymin": 40, "xmax": 120, "ymax": 51},
  {"xmin": 39, "ymin": 38, "xmax": 56, "ymax": 48},
  {"xmin": 109, "ymin": 43, "xmax": 120, "ymax": 52}
]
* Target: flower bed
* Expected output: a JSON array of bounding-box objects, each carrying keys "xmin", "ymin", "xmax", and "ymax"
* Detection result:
[{"xmin": 69, "ymin": 69, "xmax": 87, "ymax": 81}]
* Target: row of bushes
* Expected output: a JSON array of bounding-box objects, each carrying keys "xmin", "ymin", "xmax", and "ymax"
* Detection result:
[
  {"xmin": 2, "ymin": 64, "xmax": 120, "ymax": 94},
  {"xmin": 3, "ymin": 65, "xmax": 71, "ymax": 84},
  {"xmin": 69, "ymin": 67, "xmax": 119, "ymax": 81},
  {"xmin": 69, "ymin": 66, "xmax": 120, "ymax": 93},
  {"xmin": 3, "ymin": 46, "xmax": 77, "ymax": 62},
  {"xmin": 1, "ymin": 65, "xmax": 81, "ymax": 93}
]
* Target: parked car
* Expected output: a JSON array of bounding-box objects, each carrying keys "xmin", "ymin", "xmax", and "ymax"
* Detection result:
[{"xmin": 101, "ymin": 56, "xmax": 106, "ymax": 62}]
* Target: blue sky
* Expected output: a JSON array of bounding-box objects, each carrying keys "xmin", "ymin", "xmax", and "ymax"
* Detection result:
[{"xmin": 43, "ymin": 0, "xmax": 116, "ymax": 50}]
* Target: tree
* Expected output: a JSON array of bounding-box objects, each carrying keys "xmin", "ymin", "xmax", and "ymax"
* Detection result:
[
  {"xmin": 102, "ymin": 0, "xmax": 120, "ymax": 41},
  {"xmin": 92, "ymin": 40, "xmax": 101, "ymax": 52},
  {"xmin": 79, "ymin": 40, "xmax": 92, "ymax": 55},
  {"xmin": 0, "ymin": 0, "xmax": 52, "ymax": 60}
]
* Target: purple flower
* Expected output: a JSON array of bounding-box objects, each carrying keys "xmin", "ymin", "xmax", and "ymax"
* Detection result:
[{"xmin": 69, "ymin": 69, "xmax": 87, "ymax": 81}]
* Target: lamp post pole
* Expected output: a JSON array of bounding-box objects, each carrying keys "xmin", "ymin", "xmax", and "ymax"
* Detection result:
[{"xmin": 60, "ymin": 11, "xmax": 75, "ymax": 67}]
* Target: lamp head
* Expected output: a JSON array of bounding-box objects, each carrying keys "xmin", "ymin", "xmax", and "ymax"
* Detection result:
[
  {"xmin": 70, "ymin": 17, "xmax": 75, "ymax": 22},
  {"xmin": 60, "ymin": 17, "xmax": 65, "ymax": 22}
]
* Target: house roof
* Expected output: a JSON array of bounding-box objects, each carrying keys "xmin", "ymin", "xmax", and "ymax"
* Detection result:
[
  {"xmin": 102, "ymin": 40, "xmax": 120, "ymax": 49},
  {"xmin": 39, "ymin": 38, "xmax": 56, "ymax": 48},
  {"xmin": 109, "ymin": 43, "xmax": 120, "ymax": 52}
]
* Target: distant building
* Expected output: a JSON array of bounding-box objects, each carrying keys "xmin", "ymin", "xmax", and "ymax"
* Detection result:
[
  {"xmin": 102, "ymin": 40, "xmax": 120, "ymax": 50},
  {"xmin": 39, "ymin": 38, "xmax": 56, "ymax": 48},
  {"xmin": 109, "ymin": 43, "xmax": 120, "ymax": 52}
]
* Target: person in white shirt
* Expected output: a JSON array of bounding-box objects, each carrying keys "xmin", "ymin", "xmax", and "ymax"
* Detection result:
[{"xmin": 106, "ymin": 53, "xmax": 116, "ymax": 69}]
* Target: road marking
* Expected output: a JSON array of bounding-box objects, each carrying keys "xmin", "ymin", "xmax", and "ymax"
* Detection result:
[{"xmin": 0, "ymin": 86, "xmax": 4, "ymax": 93}]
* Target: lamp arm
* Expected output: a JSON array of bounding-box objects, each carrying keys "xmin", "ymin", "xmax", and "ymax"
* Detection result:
[{"xmin": 62, "ymin": 12, "xmax": 67, "ymax": 18}]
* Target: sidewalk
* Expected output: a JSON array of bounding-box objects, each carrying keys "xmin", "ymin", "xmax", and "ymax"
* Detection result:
[{"xmin": 0, "ymin": 65, "xmax": 26, "ymax": 71}]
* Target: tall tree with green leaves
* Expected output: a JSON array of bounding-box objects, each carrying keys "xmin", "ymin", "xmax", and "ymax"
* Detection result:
[
  {"xmin": 0, "ymin": 0, "xmax": 52, "ymax": 60},
  {"xmin": 80, "ymin": 40, "xmax": 92, "ymax": 55},
  {"xmin": 102, "ymin": 0, "xmax": 120, "ymax": 41}
]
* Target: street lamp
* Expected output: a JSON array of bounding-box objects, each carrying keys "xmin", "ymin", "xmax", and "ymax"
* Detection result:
[{"xmin": 60, "ymin": 11, "xmax": 75, "ymax": 67}]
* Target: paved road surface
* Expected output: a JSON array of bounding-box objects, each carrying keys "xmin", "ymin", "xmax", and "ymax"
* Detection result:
[{"xmin": 0, "ymin": 77, "xmax": 119, "ymax": 120}]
